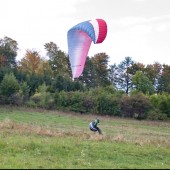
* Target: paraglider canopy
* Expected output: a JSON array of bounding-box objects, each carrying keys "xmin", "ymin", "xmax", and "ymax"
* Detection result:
[{"xmin": 67, "ymin": 19, "xmax": 107, "ymax": 79}]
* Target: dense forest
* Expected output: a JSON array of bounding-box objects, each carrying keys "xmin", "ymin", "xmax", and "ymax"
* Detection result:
[{"xmin": 0, "ymin": 36, "xmax": 170, "ymax": 120}]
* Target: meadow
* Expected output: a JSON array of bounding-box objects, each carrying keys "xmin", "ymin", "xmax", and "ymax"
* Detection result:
[{"xmin": 0, "ymin": 106, "xmax": 170, "ymax": 169}]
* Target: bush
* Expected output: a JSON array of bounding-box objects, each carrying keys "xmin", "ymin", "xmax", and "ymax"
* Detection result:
[
  {"xmin": 26, "ymin": 100, "xmax": 37, "ymax": 108},
  {"xmin": 9, "ymin": 92, "xmax": 23, "ymax": 105},
  {"xmin": 147, "ymin": 109, "xmax": 168, "ymax": 120},
  {"xmin": 0, "ymin": 72, "xmax": 19, "ymax": 97},
  {"xmin": 0, "ymin": 95, "xmax": 8, "ymax": 104},
  {"xmin": 121, "ymin": 92, "xmax": 152, "ymax": 119},
  {"xmin": 97, "ymin": 93, "xmax": 121, "ymax": 116},
  {"xmin": 63, "ymin": 91, "xmax": 85, "ymax": 113},
  {"xmin": 150, "ymin": 93, "xmax": 170, "ymax": 118},
  {"xmin": 29, "ymin": 83, "xmax": 55, "ymax": 109},
  {"xmin": 82, "ymin": 95, "xmax": 96, "ymax": 113},
  {"xmin": 19, "ymin": 82, "xmax": 30, "ymax": 102},
  {"xmin": 54, "ymin": 87, "xmax": 123, "ymax": 115},
  {"xmin": 54, "ymin": 91, "xmax": 69, "ymax": 109},
  {"xmin": 30, "ymin": 92, "xmax": 41, "ymax": 104},
  {"xmin": 55, "ymin": 91, "xmax": 89, "ymax": 113}
]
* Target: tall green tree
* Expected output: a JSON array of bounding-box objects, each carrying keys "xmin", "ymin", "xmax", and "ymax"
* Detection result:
[
  {"xmin": 0, "ymin": 36, "xmax": 18, "ymax": 69},
  {"xmin": 91, "ymin": 52, "xmax": 111, "ymax": 87},
  {"xmin": 115, "ymin": 56, "xmax": 134, "ymax": 94},
  {"xmin": 128, "ymin": 62, "xmax": 145, "ymax": 75},
  {"xmin": 44, "ymin": 42, "xmax": 71, "ymax": 78},
  {"xmin": 25, "ymin": 74, "xmax": 44, "ymax": 96},
  {"xmin": 79, "ymin": 56, "xmax": 96, "ymax": 88},
  {"xmin": 157, "ymin": 64, "xmax": 170, "ymax": 93},
  {"xmin": 0, "ymin": 36, "xmax": 18, "ymax": 84},
  {"xmin": 0, "ymin": 72, "xmax": 19, "ymax": 97},
  {"xmin": 144, "ymin": 62, "xmax": 162, "ymax": 93},
  {"xmin": 132, "ymin": 71, "xmax": 154, "ymax": 95},
  {"xmin": 108, "ymin": 63, "xmax": 118, "ymax": 87}
]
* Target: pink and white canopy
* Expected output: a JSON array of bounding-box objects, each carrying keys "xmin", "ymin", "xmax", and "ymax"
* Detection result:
[{"xmin": 67, "ymin": 19, "xmax": 107, "ymax": 79}]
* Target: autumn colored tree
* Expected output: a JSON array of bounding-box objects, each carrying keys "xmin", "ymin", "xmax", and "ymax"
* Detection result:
[
  {"xmin": 17, "ymin": 49, "xmax": 53, "ymax": 95},
  {"xmin": 18, "ymin": 49, "xmax": 52, "ymax": 76},
  {"xmin": 0, "ymin": 55, "xmax": 7, "ymax": 67},
  {"xmin": 35, "ymin": 60, "xmax": 53, "ymax": 77},
  {"xmin": 18, "ymin": 49, "xmax": 41, "ymax": 75}
]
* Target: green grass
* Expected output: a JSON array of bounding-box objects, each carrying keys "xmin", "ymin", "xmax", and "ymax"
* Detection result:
[{"xmin": 0, "ymin": 106, "xmax": 170, "ymax": 169}]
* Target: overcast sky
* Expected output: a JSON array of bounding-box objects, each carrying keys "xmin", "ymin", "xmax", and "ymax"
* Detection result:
[{"xmin": 0, "ymin": 0, "xmax": 170, "ymax": 65}]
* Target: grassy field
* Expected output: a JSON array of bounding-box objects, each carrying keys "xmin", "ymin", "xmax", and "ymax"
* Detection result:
[{"xmin": 0, "ymin": 106, "xmax": 170, "ymax": 169}]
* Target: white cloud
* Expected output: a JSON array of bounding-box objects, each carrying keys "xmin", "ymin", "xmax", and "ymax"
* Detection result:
[{"xmin": 155, "ymin": 22, "xmax": 170, "ymax": 32}]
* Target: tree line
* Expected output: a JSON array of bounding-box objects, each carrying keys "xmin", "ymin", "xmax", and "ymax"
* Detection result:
[{"xmin": 0, "ymin": 36, "xmax": 170, "ymax": 120}]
